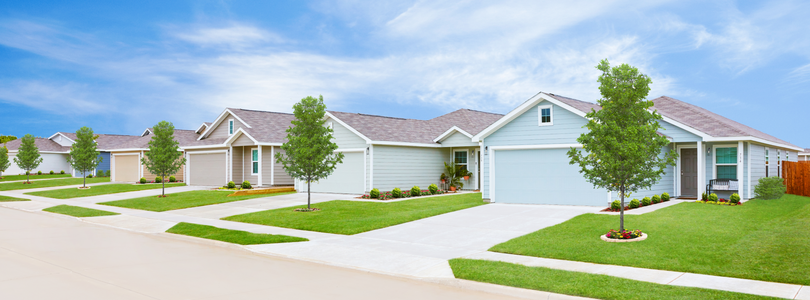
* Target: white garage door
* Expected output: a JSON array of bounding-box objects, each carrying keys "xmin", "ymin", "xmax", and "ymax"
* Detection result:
[
  {"xmin": 113, "ymin": 155, "xmax": 140, "ymax": 183},
  {"xmin": 493, "ymin": 148, "xmax": 606, "ymax": 206},
  {"xmin": 189, "ymin": 153, "xmax": 226, "ymax": 186},
  {"xmin": 307, "ymin": 152, "xmax": 364, "ymax": 194}
]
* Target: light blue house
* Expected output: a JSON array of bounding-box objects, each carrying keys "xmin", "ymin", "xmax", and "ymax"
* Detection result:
[{"xmin": 472, "ymin": 92, "xmax": 803, "ymax": 206}]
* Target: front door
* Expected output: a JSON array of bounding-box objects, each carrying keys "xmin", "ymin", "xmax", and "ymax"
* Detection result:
[{"xmin": 680, "ymin": 148, "xmax": 698, "ymax": 197}]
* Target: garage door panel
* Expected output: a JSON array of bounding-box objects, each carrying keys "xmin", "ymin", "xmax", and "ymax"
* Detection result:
[
  {"xmin": 494, "ymin": 149, "xmax": 605, "ymax": 206},
  {"xmin": 190, "ymin": 153, "xmax": 226, "ymax": 186},
  {"xmin": 114, "ymin": 155, "xmax": 139, "ymax": 183},
  {"xmin": 308, "ymin": 152, "xmax": 364, "ymax": 194}
]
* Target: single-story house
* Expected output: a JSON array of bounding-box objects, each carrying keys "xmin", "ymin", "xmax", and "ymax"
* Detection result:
[
  {"xmin": 800, "ymin": 149, "xmax": 810, "ymax": 161},
  {"xmin": 472, "ymin": 92, "xmax": 803, "ymax": 206},
  {"xmin": 3, "ymin": 136, "xmax": 73, "ymax": 176},
  {"xmin": 52, "ymin": 132, "xmax": 142, "ymax": 177},
  {"xmin": 106, "ymin": 129, "xmax": 196, "ymax": 183}
]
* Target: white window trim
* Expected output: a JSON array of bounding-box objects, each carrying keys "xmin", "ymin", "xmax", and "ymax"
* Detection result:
[
  {"xmin": 454, "ymin": 150, "xmax": 469, "ymax": 170},
  {"xmin": 712, "ymin": 144, "xmax": 738, "ymax": 179},
  {"xmin": 251, "ymin": 148, "xmax": 259, "ymax": 175},
  {"xmin": 537, "ymin": 105, "xmax": 553, "ymax": 126},
  {"xmin": 228, "ymin": 119, "xmax": 235, "ymax": 135}
]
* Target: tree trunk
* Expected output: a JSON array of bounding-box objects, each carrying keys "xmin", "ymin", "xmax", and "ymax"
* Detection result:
[
  {"xmin": 83, "ymin": 170, "xmax": 86, "ymax": 188},
  {"xmin": 26, "ymin": 170, "xmax": 30, "ymax": 184},
  {"xmin": 307, "ymin": 179, "xmax": 311, "ymax": 210},
  {"xmin": 162, "ymin": 172, "xmax": 165, "ymax": 197},
  {"xmin": 619, "ymin": 185, "xmax": 625, "ymax": 231}
]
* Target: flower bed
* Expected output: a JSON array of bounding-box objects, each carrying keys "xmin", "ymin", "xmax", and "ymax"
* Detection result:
[
  {"xmin": 695, "ymin": 192, "xmax": 742, "ymax": 206},
  {"xmin": 601, "ymin": 193, "xmax": 671, "ymax": 212},
  {"xmin": 359, "ymin": 189, "xmax": 445, "ymax": 200},
  {"xmin": 604, "ymin": 229, "xmax": 644, "ymax": 240},
  {"xmin": 694, "ymin": 199, "xmax": 743, "ymax": 206},
  {"xmin": 294, "ymin": 207, "xmax": 321, "ymax": 212}
]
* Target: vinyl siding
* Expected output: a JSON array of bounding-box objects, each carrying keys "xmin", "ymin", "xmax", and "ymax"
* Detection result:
[
  {"xmin": 142, "ymin": 160, "xmax": 185, "ymax": 181},
  {"xmin": 208, "ymin": 113, "xmax": 247, "ymax": 140},
  {"xmin": 440, "ymin": 131, "xmax": 477, "ymax": 147},
  {"xmin": 612, "ymin": 144, "xmax": 675, "ymax": 201},
  {"xmin": 272, "ymin": 147, "xmax": 294, "ymax": 185},
  {"xmin": 232, "ymin": 133, "xmax": 255, "ymax": 146},
  {"xmin": 5, "ymin": 153, "xmax": 72, "ymax": 176},
  {"xmin": 750, "ymin": 143, "xmax": 766, "ymax": 188},
  {"xmin": 96, "ymin": 152, "xmax": 111, "ymax": 172},
  {"xmin": 328, "ymin": 117, "xmax": 367, "ymax": 149},
  {"xmin": 232, "ymin": 146, "xmax": 244, "ymax": 183},
  {"xmin": 658, "ymin": 119, "xmax": 701, "ymax": 142},
  {"xmin": 243, "ymin": 147, "xmax": 259, "ymax": 185},
  {"xmin": 371, "ymin": 145, "xmax": 450, "ymax": 192}
]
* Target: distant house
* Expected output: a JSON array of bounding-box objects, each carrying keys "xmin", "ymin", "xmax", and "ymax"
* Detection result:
[
  {"xmin": 800, "ymin": 149, "xmax": 810, "ymax": 161},
  {"xmin": 52, "ymin": 132, "xmax": 141, "ymax": 177},
  {"xmin": 4, "ymin": 136, "xmax": 73, "ymax": 175},
  {"xmin": 473, "ymin": 92, "xmax": 803, "ymax": 205}
]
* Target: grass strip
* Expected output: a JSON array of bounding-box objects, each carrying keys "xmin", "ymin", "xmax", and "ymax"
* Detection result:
[
  {"xmin": 26, "ymin": 183, "xmax": 186, "ymax": 199},
  {"xmin": 449, "ymin": 259, "xmax": 778, "ymax": 300},
  {"xmin": 489, "ymin": 194, "xmax": 810, "ymax": 286},
  {"xmin": 0, "ymin": 177, "xmax": 110, "ymax": 191},
  {"xmin": 223, "ymin": 193, "xmax": 486, "ymax": 235},
  {"xmin": 0, "ymin": 195, "xmax": 30, "ymax": 202},
  {"xmin": 166, "ymin": 222, "xmax": 307, "ymax": 245},
  {"xmin": 0, "ymin": 174, "xmax": 71, "ymax": 182},
  {"xmin": 100, "ymin": 190, "xmax": 295, "ymax": 212},
  {"xmin": 43, "ymin": 205, "xmax": 119, "ymax": 217}
]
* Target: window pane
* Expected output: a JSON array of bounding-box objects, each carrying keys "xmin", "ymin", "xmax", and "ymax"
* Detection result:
[
  {"xmin": 253, "ymin": 162, "xmax": 259, "ymax": 174},
  {"xmin": 717, "ymin": 165, "xmax": 737, "ymax": 179},
  {"xmin": 541, "ymin": 108, "xmax": 551, "ymax": 123},
  {"xmin": 454, "ymin": 151, "xmax": 467, "ymax": 164},
  {"xmin": 716, "ymin": 147, "xmax": 737, "ymax": 164},
  {"xmin": 229, "ymin": 121, "xmax": 233, "ymax": 134},
  {"xmin": 252, "ymin": 150, "xmax": 258, "ymax": 161}
]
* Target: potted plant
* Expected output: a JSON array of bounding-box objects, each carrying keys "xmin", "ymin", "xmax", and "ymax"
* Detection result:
[
  {"xmin": 440, "ymin": 173, "xmax": 447, "ymax": 183},
  {"xmin": 443, "ymin": 162, "xmax": 464, "ymax": 192},
  {"xmin": 463, "ymin": 169, "xmax": 471, "ymax": 181}
]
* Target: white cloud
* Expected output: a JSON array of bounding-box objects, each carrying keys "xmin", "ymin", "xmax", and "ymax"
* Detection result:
[{"xmin": 172, "ymin": 24, "xmax": 284, "ymax": 48}]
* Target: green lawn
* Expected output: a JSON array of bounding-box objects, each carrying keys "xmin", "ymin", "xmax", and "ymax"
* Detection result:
[
  {"xmin": 43, "ymin": 205, "xmax": 119, "ymax": 217},
  {"xmin": 490, "ymin": 194, "xmax": 810, "ymax": 286},
  {"xmin": 26, "ymin": 183, "xmax": 186, "ymax": 199},
  {"xmin": 0, "ymin": 177, "xmax": 110, "ymax": 191},
  {"xmin": 166, "ymin": 222, "xmax": 308, "ymax": 245},
  {"xmin": 0, "ymin": 195, "xmax": 29, "ymax": 202},
  {"xmin": 223, "ymin": 193, "xmax": 486, "ymax": 235},
  {"xmin": 0, "ymin": 173, "xmax": 71, "ymax": 182},
  {"xmin": 100, "ymin": 190, "xmax": 295, "ymax": 212},
  {"xmin": 449, "ymin": 259, "xmax": 777, "ymax": 300}
]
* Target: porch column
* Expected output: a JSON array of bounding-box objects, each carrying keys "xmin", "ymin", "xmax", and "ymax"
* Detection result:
[
  {"xmin": 228, "ymin": 146, "xmax": 233, "ymax": 182},
  {"xmin": 270, "ymin": 146, "xmax": 275, "ymax": 186},
  {"xmin": 258, "ymin": 145, "xmax": 263, "ymax": 186},
  {"xmin": 697, "ymin": 141, "xmax": 704, "ymax": 197},
  {"xmin": 738, "ymin": 141, "xmax": 744, "ymax": 199}
]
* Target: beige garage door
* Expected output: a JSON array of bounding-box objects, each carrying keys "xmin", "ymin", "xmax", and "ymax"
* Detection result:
[
  {"xmin": 114, "ymin": 155, "xmax": 140, "ymax": 183},
  {"xmin": 189, "ymin": 153, "xmax": 226, "ymax": 186}
]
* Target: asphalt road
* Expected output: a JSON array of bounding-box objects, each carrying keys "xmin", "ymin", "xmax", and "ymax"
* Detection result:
[{"xmin": 0, "ymin": 207, "xmax": 521, "ymax": 300}]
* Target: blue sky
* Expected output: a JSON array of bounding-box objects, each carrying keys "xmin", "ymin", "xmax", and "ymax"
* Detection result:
[{"xmin": 1, "ymin": 1, "xmax": 808, "ymax": 147}]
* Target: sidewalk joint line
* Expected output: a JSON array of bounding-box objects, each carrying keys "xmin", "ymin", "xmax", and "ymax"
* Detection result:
[{"xmin": 666, "ymin": 272, "xmax": 686, "ymax": 285}]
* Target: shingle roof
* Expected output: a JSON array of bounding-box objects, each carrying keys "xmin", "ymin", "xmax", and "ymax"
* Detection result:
[
  {"xmin": 799, "ymin": 148, "xmax": 810, "ymax": 154},
  {"xmin": 58, "ymin": 132, "xmax": 142, "ymax": 150},
  {"xmin": 225, "ymin": 108, "xmax": 296, "ymax": 144},
  {"xmin": 4, "ymin": 138, "xmax": 70, "ymax": 152},
  {"xmin": 111, "ymin": 129, "xmax": 206, "ymax": 149},
  {"xmin": 650, "ymin": 96, "xmax": 799, "ymax": 148},
  {"xmin": 328, "ymin": 109, "xmax": 503, "ymax": 144},
  {"xmin": 545, "ymin": 93, "xmax": 601, "ymax": 114}
]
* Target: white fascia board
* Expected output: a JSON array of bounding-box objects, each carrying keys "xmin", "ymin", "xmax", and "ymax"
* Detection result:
[
  {"xmin": 433, "ymin": 126, "xmax": 473, "ymax": 143},
  {"xmin": 180, "ymin": 145, "xmax": 228, "ymax": 150},
  {"xmin": 107, "ymin": 148, "xmax": 148, "ymax": 152},
  {"xmin": 257, "ymin": 142, "xmax": 283, "ymax": 146},
  {"xmin": 198, "ymin": 108, "xmax": 253, "ymax": 140},
  {"xmin": 471, "ymin": 92, "xmax": 590, "ymax": 142},
  {"xmin": 47, "ymin": 132, "xmax": 75, "ymax": 144},
  {"xmin": 370, "ymin": 141, "xmax": 443, "ymax": 148},
  {"xmin": 490, "ymin": 144, "xmax": 583, "ymax": 151},
  {"xmin": 335, "ymin": 148, "xmax": 366, "ymax": 153},
  {"xmin": 223, "ymin": 128, "xmax": 258, "ymax": 146},
  {"xmin": 324, "ymin": 112, "xmax": 373, "ymax": 144},
  {"xmin": 705, "ymin": 136, "xmax": 803, "ymax": 152},
  {"xmin": 195, "ymin": 123, "xmax": 209, "ymax": 134},
  {"xmin": 141, "ymin": 128, "xmax": 153, "ymax": 136}
]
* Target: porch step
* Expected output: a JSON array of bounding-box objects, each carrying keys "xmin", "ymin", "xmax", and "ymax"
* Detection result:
[{"xmin": 228, "ymin": 186, "xmax": 296, "ymax": 197}]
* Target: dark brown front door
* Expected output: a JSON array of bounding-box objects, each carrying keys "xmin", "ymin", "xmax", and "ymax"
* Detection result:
[{"xmin": 681, "ymin": 148, "xmax": 698, "ymax": 197}]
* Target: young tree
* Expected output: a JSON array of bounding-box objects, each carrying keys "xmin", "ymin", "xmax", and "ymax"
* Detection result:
[
  {"xmin": 0, "ymin": 146, "xmax": 10, "ymax": 179},
  {"xmin": 276, "ymin": 95, "xmax": 344, "ymax": 210},
  {"xmin": 13, "ymin": 134, "xmax": 43, "ymax": 183},
  {"xmin": 568, "ymin": 59, "xmax": 677, "ymax": 231},
  {"xmin": 0, "ymin": 135, "xmax": 17, "ymax": 145},
  {"xmin": 66, "ymin": 127, "xmax": 102, "ymax": 188},
  {"xmin": 141, "ymin": 121, "xmax": 186, "ymax": 197}
]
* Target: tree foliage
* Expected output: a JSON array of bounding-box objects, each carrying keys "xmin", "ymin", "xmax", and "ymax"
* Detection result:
[
  {"xmin": 0, "ymin": 146, "xmax": 10, "ymax": 178},
  {"xmin": 141, "ymin": 121, "xmax": 186, "ymax": 196},
  {"xmin": 66, "ymin": 127, "xmax": 102, "ymax": 188},
  {"xmin": 567, "ymin": 59, "xmax": 677, "ymax": 231},
  {"xmin": 276, "ymin": 95, "xmax": 344, "ymax": 209},
  {"xmin": 13, "ymin": 134, "xmax": 43, "ymax": 183},
  {"xmin": 0, "ymin": 135, "xmax": 17, "ymax": 145}
]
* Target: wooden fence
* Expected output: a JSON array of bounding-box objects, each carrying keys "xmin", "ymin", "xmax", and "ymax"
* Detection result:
[{"xmin": 783, "ymin": 161, "xmax": 810, "ymax": 197}]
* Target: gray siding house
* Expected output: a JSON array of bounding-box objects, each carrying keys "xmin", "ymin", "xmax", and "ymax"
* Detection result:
[{"xmin": 473, "ymin": 92, "xmax": 803, "ymax": 206}]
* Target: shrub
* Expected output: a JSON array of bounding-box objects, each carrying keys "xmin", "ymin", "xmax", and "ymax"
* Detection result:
[
  {"xmin": 97, "ymin": 170, "xmax": 104, "ymax": 177},
  {"xmin": 369, "ymin": 188, "xmax": 380, "ymax": 198},
  {"xmin": 241, "ymin": 181, "xmax": 252, "ymax": 189},
  {"xmin": 629, "ymin": 199, "xmax": 640, "ymax": 209},
  {"xmin": 641, "ymin": 197, "xmax": 652, "ymax": 206},
  {"xmin": 392, "ymin": 188, "xmax": 402, "ymax": 198},
  {"xmin": 410, "ymin": 186, "xmax": 421, "ymax": 197},
  {"xmin": 428, "ymin": 184, "xmax": 439, "ymax": 194},
  {"xmin": 86, "ymin": 174, "xmax": 93, "ymax": 178},
  {"xmin": 651, "ymin": 195, "xmax": 661, "ymax": 204},
  {"xmin": 49, "ymin": 170, "xmax": 54, "ymax": 175},
  {"xmin": 25, "ymin": 171, "xmax": 29, "ymax": 175},
  {"xmin": 730, "ymin": 193, "xmax": 741, "ymax": 204},
  {"xmin": 140, "ymin": 177, "xmax": 147, "ymax": 184},
  {"xmin": 661, "ymin": 192, "xmax": 670, "ymax": 201},
  {"xmin": 169, "ymin": 175, "xmax": 177, "ymax": 183},
  {"xmin": 60, "ymin": 170, "xmax": 65, "ymax": 174},
  {"xmin": 708, "ymin": 193, "xmax": 718, "ymax": 202},
  {"xmin": 754, "ymin": 177, "xmax": 786, "ymax": 200},
  {"xmin": 105, "ymin": 170, "xmax": 111, "ymax": 177},
  {"xmin": 155, "ymin": 176, "xmax": 162, "ymax": 183},
  {"xmin": 37, "ymin": 170, "xmax": 42, "ymax": 175},
  {"xmin": 701, "ymin": 192, "xmax": 707, "ymax": 201},
  {"xmin": 610, "ymin": 200, "xmax": 621, "ymax": 210},
  {"xmin": 227, "ymin": 181, "xmax": 236, "ymax": 189}
]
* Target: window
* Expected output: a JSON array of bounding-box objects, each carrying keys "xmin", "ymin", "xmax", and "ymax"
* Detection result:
[
  {"xmin": 715, "ymin": 147, "xmax": 737, "ymax": 179},
  {"xmin": 228, "ymin": 119, "xmax": 234, "ymax": 135},
  {"xmin": 765, "ymin": 148, "xmax": 769, "ymax": 177},
  {"xmin": 454, "ymin": 150, "xmax": 468, "ymax": 173},
  {"xmin": 537, "ymin": 105, "xmax": 553, "ymax": 126},
  {"xmin": 251, "ymin": 149, "xmax": 259, "ymax": 174}
]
